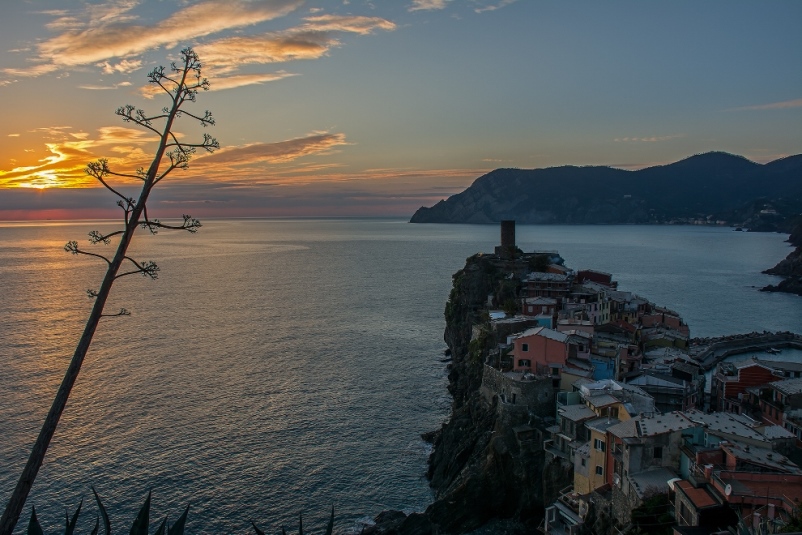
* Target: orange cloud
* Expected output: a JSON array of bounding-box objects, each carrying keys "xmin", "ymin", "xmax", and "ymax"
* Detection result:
[
  {"xmin": 9, "ymin": 0, "xmax": 303, "ymax": 76},
  {"xmin": 140, "ymin": 71, "xmax": 299, "ymax": 97},
  {"xmin": 199, "ymin": 132, "xmax": 350, "ymax": 167},
  {"xmin": 197, "ymin": 15, "xmax": 396, "ymax": 76},
  {"xmin": 0, "ymin": 124, "xmax": 163, "ymax": 189},
  {"xmin": 409, "ymin": 0, "xmax": 450, "ymax": 11}
]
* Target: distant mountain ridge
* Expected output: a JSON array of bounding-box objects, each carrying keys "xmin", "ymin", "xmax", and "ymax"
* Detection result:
[{"xmin": 409, "ymin": 152, "xmax": 802, "ymax": 226}]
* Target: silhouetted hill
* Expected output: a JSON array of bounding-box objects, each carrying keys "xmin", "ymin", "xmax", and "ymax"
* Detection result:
[{"xmin": 409, "ymin": 152, "xmax": 802, "ymax": 225}]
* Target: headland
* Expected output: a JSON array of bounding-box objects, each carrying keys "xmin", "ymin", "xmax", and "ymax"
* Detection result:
[{"xmin": 367, "ymin": 220, "xmax": 802, "ymax": 535}]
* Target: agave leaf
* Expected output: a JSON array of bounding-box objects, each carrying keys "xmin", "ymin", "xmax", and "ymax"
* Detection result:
[
  {"xmin": 167, "ymin": 504, "xmax": 189, "ymax": 535},
  {"xmin": 66, "ymin": 499, "xmax": 83, "ymax": 535},
  {"xmin": 154, "ymin": 516, "xmax": 167, "ymax": 535},
  {"xmin": 90, "ymin": 515, "xmax": 99, "ymax": 535},
  {"xmin": 129, "ymin": 491, "xmax": 151, "ymax": 535},
  {"xmin": 251, "ymin": 521, "xmax": 266, "ymax": 535},
  {"xmin": 27, "ymin": 506, "xmax": 44, "ymax": 535},
  {"xmin": 92, "ymin": 487, "xmax": 111, "ymax": 535},
  {"xmin": 324, "ymin": 506, "xmax": 334, "ymax": 535}
]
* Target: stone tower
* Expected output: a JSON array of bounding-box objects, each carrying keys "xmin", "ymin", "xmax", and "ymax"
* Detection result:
[{"xmin": 495, "ymin": 220, "xmax": 516, "ymax": 259}]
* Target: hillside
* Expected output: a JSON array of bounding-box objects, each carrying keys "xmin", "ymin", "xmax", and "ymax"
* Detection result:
[{"xmin": 409, "ymin": 152, "xmax": 802, "ymax": 227}]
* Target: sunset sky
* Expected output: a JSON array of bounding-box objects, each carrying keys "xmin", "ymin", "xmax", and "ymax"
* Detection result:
[{"xmin": 1, "ymin": 0, "xmax": 800, "ymax": 220}]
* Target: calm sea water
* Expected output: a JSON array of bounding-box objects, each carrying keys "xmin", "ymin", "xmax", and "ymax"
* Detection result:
[{"xmin": 0, "ymin": 219, "xmax": 799, "ymax": 534}]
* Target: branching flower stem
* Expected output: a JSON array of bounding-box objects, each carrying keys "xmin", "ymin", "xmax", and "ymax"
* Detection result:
[{"xmin": 0, "ymin": 47, "xmax": 218, "ymax": 535}]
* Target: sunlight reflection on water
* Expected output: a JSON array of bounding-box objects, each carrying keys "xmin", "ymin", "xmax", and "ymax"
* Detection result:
[{"xmin": 0, "ymin": 219, "xmax": 799, "ymax": 533}]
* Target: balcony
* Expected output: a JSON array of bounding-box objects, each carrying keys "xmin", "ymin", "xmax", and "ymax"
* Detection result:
[{"xmin": 544, "ymin": 439, "xmax": 570, "ymax": 461}]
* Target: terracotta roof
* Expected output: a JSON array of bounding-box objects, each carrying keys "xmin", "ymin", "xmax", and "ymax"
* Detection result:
[{"xmin": 676, "ymin": 480, "xmax": 718, "ymax": 509}]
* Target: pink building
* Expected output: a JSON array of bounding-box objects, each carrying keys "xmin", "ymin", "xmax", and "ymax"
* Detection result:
[{"xmin": 509, "ymin": 326, "xmax": 569, "ymax": 374}]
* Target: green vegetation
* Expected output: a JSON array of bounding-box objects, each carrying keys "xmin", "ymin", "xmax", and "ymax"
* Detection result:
[
  {"xmin": 252, "ymin": 507, "xmax": 334, "ymax": 535},
  {"xmin": 25, "ymin": 490, "xmax": 188, "ymax": 535},
  {"xmin": 528, "ymin": 254, "xmax": 551, "ymax": 273},
  {"xmin": 24, "ymin": 491, "xmax": 334, "ymax": 535},
  {"xmin": 630, "ymin": 493, "xmax": 674, "ymax": 535}
]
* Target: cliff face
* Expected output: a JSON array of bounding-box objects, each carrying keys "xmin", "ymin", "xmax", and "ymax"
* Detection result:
[
  {"xmin": 762, "ymin": 222, "xmax": 802, "ymax": 296},
  {"xmin": 424, "ymin": 255, "xmax": 560, "ymax": 533},
  {"xmin": 365, "ymin": 254, "xmax": 558, "ymax": 535}
]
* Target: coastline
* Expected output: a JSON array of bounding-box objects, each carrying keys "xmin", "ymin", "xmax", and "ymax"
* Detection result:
[{"xmin": 366, "ymin": 231, "xmax": 802, "ymax": 534}]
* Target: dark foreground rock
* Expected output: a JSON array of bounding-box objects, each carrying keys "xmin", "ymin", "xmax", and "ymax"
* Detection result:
[
  {"xmin": 363, "ymin": 510, "xmax": 435, "ymax": 535},
  {"xmin": 368, "ymin": 253, "xmax": 565, "ymax": 534}
]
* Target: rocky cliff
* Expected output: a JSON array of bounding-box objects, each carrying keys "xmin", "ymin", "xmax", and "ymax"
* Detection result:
[
  {"xmin": 762, "ymin": 222, "xmax": 802, "ymax": 296},
  {"xmin": 366, "ymin": 254, "xmax": 569, "ymax": 535}
]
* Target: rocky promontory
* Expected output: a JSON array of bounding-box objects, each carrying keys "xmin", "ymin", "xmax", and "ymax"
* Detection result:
[
  {"xmin": 366, "ymin": 253, "xmax": 570, "ymax": 534},
  {"xmin": 409, "ymin": 152, "xmax": 802, "ymax": 226},
  {"xmin": 762, "ymin": 221, "xmax": 802, "ymax": 296}
]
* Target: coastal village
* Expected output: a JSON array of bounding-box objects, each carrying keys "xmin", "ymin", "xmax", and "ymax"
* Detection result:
[{"xmin": 450, "ymin": 221, "xmax": 802, "ymax": 535}]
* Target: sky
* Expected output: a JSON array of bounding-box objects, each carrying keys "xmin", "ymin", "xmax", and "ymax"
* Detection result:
[{"xmin": 0, "ymin": 0, "xmax": 800, "ymax": 220}]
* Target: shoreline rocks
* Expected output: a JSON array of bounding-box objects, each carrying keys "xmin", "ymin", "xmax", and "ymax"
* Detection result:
[{"xmin": 761, "ymin": 222, "xmax": 802, "ymax": 296}]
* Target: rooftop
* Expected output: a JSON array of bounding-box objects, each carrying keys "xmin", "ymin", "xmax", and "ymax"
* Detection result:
[
  {"xmin": 558, "ymin": 404, "xmax": 597, "ymax": 423},
  {"xmin": 675, "ymin": 480, "xmax": 719, "ymax": 509},
  {"xmin": 721, "ymin": 442, "xmax": 802, "ymax": 474},
  {"xmin": 771, "ymin": 377, "xmax": 802, "ymax": 396},
  {"xmin": 525, "ymin": 272, "xmax": 569, "ymax": 282},
  {"xmin": 513, "ymin": 326, "xmax": 569, "ymax": 343},
  {"xmin": 637, "ymin": 412, "xmax": 696, "ymax": 437},
  {"xmin": 759, "ymin": 424, "xmax": 795, "ymax": 440},
  {"xmin": 628, "ymin": 467, "xmax": 677, "ymax": 499},
  {"xmin": 586, "ymin": 416, "xmax": 622, "ymax": 433},
  {"xmin": 628, "ymin": 373, "xmax": 686, "ymax": 390},
  {"xmin": 681, "ymin": 409, "xmax": 767, "ymax": 442},
  {"xmin": 607, "ymin": 418, "xmax": 639, "ymax": 439},
  {"xmin": 759, "ymin": 359, "xmax": 802, "ymax": 373}
]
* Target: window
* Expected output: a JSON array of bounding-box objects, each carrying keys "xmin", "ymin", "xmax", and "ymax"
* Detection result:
[
  {"xmin": 654, "ymin": 447, "xmax": 663, "ymax": 460},
  {"xmin": 581, "ymin": 458, "xmax": 586, "ymax": 467},
  {"xmin": 595, "ymin": 465, "xmax": 603, "ymax": 476},
  {"xmin": 521, "ymin": 343, "xmax": 529, "ymax": 352},
  {"xmin": 594, "ymin": 438, "xmax": 606, "ymax": 452}
]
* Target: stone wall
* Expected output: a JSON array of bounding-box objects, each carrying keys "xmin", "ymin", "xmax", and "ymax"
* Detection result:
[
  {"xmin": 480, "ymin": 365, "xmax": 555, "ymax": 417},
  {"xmin": 611, "ymin": 485, "xmax": 633, "ymax": 526}
]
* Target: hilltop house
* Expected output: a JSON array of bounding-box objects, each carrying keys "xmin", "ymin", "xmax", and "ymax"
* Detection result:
[{"xmin": 509, "ymin": 326, "xmax": 570, "ymax": 376}]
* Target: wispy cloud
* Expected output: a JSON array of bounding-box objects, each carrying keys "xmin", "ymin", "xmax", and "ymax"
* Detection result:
[
  {"xmin": 199, "ymin": 132, "xmax": 350, "ymax": 166},
  {"xmin": 7, "ymin": 0, "xmax": 304, "ymax": 77},
  {"xmin": 474, "ymin": 0, "xmax": 519, "ymax": 14},
  {"xmin": 138, "ymin": 71, "xmax": 299, "ymax": 97},
  {"xmin": 197, "ymin": 15, "xmax": 396, "ymax": 76},
  {"xmin": 99, "ymin": 58, "xmax": 143, "ymax": 74},
  {"xmin": 614, "ymin": 134, "xmax": 683, "ymax": 143},
  {"xmin": 79, "ymin": 81, "xmax": 133, "ymax": 91},
  {"xmin": 409, "ymin": 0, "xmax": 450, "ymax": 12},
  {"xmin": 728, "ymin": 98, "xmax": 802, "ymax": 111}
]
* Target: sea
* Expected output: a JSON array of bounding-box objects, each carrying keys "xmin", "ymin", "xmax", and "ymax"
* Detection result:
[{"xmin": 0, "ymin": 219, "xmax": 800, "ymax": 534}]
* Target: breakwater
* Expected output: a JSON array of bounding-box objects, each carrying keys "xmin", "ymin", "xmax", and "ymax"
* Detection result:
[{"xmin": 689, "ymin": 331, "xmax": 802, "ymax": 370}]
